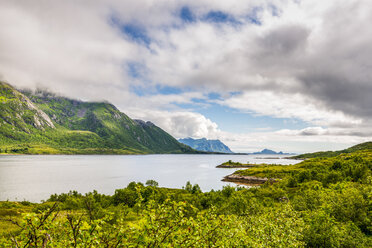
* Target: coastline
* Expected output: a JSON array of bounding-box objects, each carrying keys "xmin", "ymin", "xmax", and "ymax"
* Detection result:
[
  {"xmin": 216, "ymin": 163, "xmax": 264, "ymax": 168},
  {"xmin": 222, "ymin": 173, "xmax": 278, "ymax": 185}
]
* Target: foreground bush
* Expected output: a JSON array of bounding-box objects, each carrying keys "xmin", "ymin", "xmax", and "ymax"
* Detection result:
[{"xmin": 1, "ymin": 198, "xmax": 306, "ymax": 247}]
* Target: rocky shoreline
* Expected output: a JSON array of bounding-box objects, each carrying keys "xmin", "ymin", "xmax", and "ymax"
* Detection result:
[
  {"xmin": 222, "ymin": 173, "xmax": 278, "ymax": 185},
  {"xmin": 216, "ymin": 163, "xmax": 260, "ymax": 168}
]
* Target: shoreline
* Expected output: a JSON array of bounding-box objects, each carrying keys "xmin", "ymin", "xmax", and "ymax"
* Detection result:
[
  {"xmin": 216, "ymin": 163, "xmax": 263, "ymax": 168},
  {"xmin": 222, "ymin": 173, "xmax": 278, "ymax": 185}
]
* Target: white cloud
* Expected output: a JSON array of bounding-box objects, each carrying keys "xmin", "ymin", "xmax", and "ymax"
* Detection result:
[
  {"xmin": 219, "ymin": 90, "xmax": 362, "ymax": 127},
  {"xmin": 140, "ymin": 0, "xmax": 372, "ymax": 122},
  {"xmin": 0, "ymin": 1, "xmax": 138, "ymax": 99},
  {"xmin": 219, "ymin": 128, "xmax": 372, "ymax": 153},
  {"xmin": 126, "ymin": 109, "xmax": 222, "ymax": 139},
  {"xmin": 0, "ymin": 0, "xmax": 371, "ymax": 153}
]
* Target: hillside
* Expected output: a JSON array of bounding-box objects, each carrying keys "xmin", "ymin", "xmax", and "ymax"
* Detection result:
[
  {"xmin": 0, "ymin": 82, "xmax": 194, "ymax": 154},
  {"xmin": 291, "ymin": 141, "xmax": 372, "ymax": 159},
  {"xmin": 178, "ymin": 137, "xmax": 233, "ymax": 153}
]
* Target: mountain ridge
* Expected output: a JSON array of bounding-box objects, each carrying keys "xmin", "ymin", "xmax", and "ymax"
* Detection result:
[
  {"xmin": 252, "ymin": 149, "xmax": 291, "ymax": 155},
  {"xmin": 0, "ymin": 81, "xmax": 196, "ymax": 154},
  {"xmin": 178, "ymin": 137, "xmax": 233, "ymax": 153}
]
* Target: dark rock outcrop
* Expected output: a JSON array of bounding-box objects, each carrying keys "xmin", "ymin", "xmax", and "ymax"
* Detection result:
[{"xmin": 222, "ymin": 174, "xmax": 278, "ymax": 185}]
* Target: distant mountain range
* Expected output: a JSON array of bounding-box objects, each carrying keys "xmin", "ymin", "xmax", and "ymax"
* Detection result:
[
  {"xmin": 0, "ymin": 81, "xmax": 196, "ymax": 154},
  {"xmin": 252, "ymin": 149, "xmax": 291, "ymax": 155},
  {"xmin": 178, "ymin": 138, "xmax": 233, "ymax": 153}
]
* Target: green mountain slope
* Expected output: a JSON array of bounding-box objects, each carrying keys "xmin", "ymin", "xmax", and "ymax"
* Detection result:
[
  {"xmin": 292, "ymin": 141, "xmax": 372, "ymax": 159},
  {"xmin": 0, "ymin": 82, "xmax": 194, "ymax": 154},
  {"xmin": 0, "ymin": 82, "xmax": 57, "ymax": 148}
]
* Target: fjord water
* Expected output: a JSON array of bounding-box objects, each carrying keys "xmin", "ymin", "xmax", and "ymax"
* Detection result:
[{"xmin": 0, "ymin": 154, "xmax": 300, "ymax": 202}]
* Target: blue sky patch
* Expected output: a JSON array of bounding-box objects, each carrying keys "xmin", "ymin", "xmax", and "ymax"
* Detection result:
[
  {"xmin": 196, "ymin": 103, "xmax": 309, "ymax": 133},
  {"xmin": 127, "ymin": 62, "xmax": 144, "ymax": 79},
  {"xmin": 207, "ymin": 92, "xmax": 221, "ymax": 100},
  {"xmin": 122, "ymin": 24, "xmax": 151, "ymax": 46},
  {"xmin": 202, "ymin": 10, "xmax": 240, "ymax": 25},
  {"xmin": 269, "ymin": 4, "xmax": 281, "ymax": 17},
  {"xmin": 173, "ymin": 95, "xmax": 309, "ymax": 134},
  {"xmin": 204, "ymin": 11, "xmax": 228, "ymax": 23},
  {"xmin": 245, "ymin": 7, "xmax": 262, "ymax": 25},
  {"xmin": 110, "ymin": 16, "xmax": 151, "ymax": 46},
  {"xmin": 155, "ymin": 85, "xmax": 184, "ymax": 95},
  {"xmin": 130, "ymin": 84, "xmax": 147, "ymax": 97},
  {"xmin": 180, "ymin": 6, "xmax": 196, "ymax": 23},
  {"xmin": 129, "ymin": 80, "xmax": 186, "ymax": 97}
]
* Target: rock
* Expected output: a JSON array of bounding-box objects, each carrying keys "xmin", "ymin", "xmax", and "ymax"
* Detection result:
[
  {"xmin": 216, "ymin": 163, "xmax": 258, "ymax": 168},
  {"xmin": 77, "ymin": 108, "xmax": 87, "ymax": 118},
  {"xmin": 222, "ymin": 174, "xmax": 278, "ymax": 185}
]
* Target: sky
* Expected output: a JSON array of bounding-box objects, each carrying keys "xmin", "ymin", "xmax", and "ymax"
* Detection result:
[{"xmin": 0, "ymin": 0, "xmax": 371, "ymax": 153}]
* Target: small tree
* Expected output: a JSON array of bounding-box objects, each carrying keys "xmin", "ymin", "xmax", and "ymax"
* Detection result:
[
  {"xmin": 184, "ymin": 181, "xmax": 192, "ymax": 192},
  {"xmin": 145, "ymin": 179, "xmax": 159, "ymax": 187}
]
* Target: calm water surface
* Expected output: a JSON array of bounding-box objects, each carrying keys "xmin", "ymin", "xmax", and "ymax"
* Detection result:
[{"xmin": 0, "ymin": 154, "xmax": 300, "ymax": 202}]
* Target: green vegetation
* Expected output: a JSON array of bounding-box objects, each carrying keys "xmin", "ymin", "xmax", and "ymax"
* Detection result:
[
  {"xmin": 217, "ymin": 159, "xmax": 266, "ymax": 168},
  {"xmin": 1, "ymin": 147, "xmax": 371, "ymax": 247},
  {"xmin": 0, "ymin": 81, "xmax": 195, "ymax": 154}
]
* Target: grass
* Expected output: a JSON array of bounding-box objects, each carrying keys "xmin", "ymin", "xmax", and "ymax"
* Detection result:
[
  {"xmin": 0, "ymin": 201, "xmax": 34, "ymax": 238},
  {"xmin": 0, "ymin": 144, "xmax": 145, "ymax": 155}
]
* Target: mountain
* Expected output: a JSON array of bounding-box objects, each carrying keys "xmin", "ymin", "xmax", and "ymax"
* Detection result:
[
  {"xmin": 252, "ymin": 149, "xmax": 285, "ymax": 155},
  {"xmin": 0, "ymin": 81, "xmax": 195, "ymax": 154},
  {"xmin": 292, "ymin": 141, "xmax": 372, "ymax": 159},
  {"xmin": 178, "ymin": 138, "xmax": 233, "ymax": 153}
]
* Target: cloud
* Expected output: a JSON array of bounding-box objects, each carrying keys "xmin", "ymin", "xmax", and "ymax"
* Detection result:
[
  {"xmin": 219, "ymin": 90, "xmax": 362, "ymax": 128},
  {"xmin": 140, "ymin": 0, "xmax": 372, "ymax": 121},
  {"xmin": 219, "ymin": 127, "xmax": 372, "ymax": 153},
  {"xmin": 0, "ymin": 1, "xmax": 140, "ymax": 101},
  {"xmin": 0, "ymin": 0, "xmax": 371, "ymax": 152},
  {"xmin": 126, "ymin": 109, "xmax": 222, "ymax": 139},
  {"xmin": 277, "ymin": 126, "xmax": 372, "ymax": 138}
]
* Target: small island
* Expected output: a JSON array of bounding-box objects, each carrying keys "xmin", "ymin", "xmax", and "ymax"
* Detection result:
[
  {"xmin": 219, "ymin": 160, "xmax": 283, "ymax": 185},
  {"xmin": 216, "ymin": 160, "xmax": 267, "ymax": 168}
]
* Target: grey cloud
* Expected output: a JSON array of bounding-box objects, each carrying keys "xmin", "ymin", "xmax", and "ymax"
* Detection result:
[
  {"xmin": 226, "ymin": 1, "xmax": 372, "ymax": 121},
  {"xmin": 0, "ymin": 0, "xmax": 371, "ymax": 142},
  {"xmin": 299, "ymin": 73, "xmax": 372, "ymax": 119},
  {"xmin": 256, "ymin": 25, "xmax": 310, "ymax": 58},
  {"xmin": 299, "ymin": 129, "xmax": 372, "ymax": 137},
  {"xmin": 288, "ymin": 1, "xmax": 372, "ymax": 120}
]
